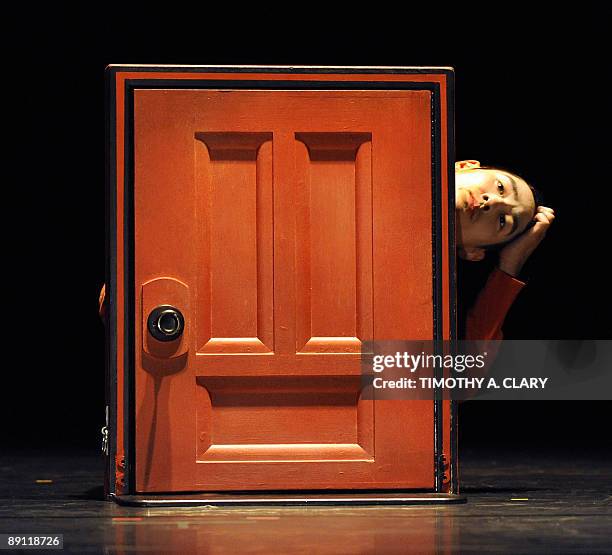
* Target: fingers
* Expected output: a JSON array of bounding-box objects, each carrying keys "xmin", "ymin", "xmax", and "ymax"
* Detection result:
[
  {"xmin": 532, "ymin": 206, "xmax": 555, "ymax": 235},
  {"xmin": 533, "ymin": 207, "xmax": 555, "ymax": 237},
  {"xmin": 535, "ymin": 205, "xmax": 555, "ymax": 220}
]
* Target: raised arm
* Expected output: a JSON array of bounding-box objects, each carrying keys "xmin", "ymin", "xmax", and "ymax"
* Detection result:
[{"xmin": 465, "ymin": 205, "xmax": 555, "ymax": 341}]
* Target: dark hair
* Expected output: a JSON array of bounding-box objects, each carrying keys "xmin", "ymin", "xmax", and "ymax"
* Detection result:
[{"xmin": 476, "ymin": 166, "xmax": 543, "ymax": 252}]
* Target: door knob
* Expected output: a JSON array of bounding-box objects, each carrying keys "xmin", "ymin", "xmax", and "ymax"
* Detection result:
[{"xmin": 147, "ymin": 305, "xmax": 185, "ymax": 342}]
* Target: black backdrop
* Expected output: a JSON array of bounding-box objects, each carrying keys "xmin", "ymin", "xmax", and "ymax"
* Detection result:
[{"xmin": 8, "ymin": 5, "xmax": 610, "ymax": 456}]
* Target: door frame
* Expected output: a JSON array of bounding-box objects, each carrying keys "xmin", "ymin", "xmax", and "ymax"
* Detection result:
[{"xmin": 105, "ymin": 65, "xmax": 457, "ymax": 497}]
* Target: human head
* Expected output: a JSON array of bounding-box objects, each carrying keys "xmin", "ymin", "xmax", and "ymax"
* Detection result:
[{"xmin": 455, "ymin": 160, "xmax": 539, "ymax": 261}]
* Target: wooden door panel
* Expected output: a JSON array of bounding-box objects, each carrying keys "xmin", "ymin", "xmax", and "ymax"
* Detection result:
[
  {"xmin": 196, "ymin": 376, "xmax": 373, "ymax": 460},
  {"xmin": 295, "ymin": 132, "xmax": 373, "ymax": 353},
  {"xmin": 134, "ymin": 89, "xmax": 436, "ymax": 492},
  {"xmin": 194, "ymin": 132, "xmax": 274, "ymax": 354}
]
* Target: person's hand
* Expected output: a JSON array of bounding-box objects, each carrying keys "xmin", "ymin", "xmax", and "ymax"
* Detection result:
[{"xmin": 498, "ymin": 206, "xmax": 555, "ymax": 278}]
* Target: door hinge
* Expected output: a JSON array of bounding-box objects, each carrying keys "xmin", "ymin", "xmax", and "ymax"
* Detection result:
[
  {"xmin": 440, "ymin": 453, "xmax": 450, "ymax": 487},
  {"xmin": 101, "ymin": 405, "xmax": 109, "ymax": 455}
]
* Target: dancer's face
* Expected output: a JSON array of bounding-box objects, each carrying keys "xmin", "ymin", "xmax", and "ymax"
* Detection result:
[{"xmin": 455, "ymin": 167, "xmax": 536, "ymax": 248}]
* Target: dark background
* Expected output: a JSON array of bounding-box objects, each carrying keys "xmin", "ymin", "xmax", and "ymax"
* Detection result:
[{"xmin": 8, "ymin": 6, "xmax": 610, "ymax": 456}]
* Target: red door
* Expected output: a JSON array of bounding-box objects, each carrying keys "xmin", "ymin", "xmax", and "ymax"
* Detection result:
[{"xmin": 133, "ymin": 88, "xmax": 439, "ymax": 492}]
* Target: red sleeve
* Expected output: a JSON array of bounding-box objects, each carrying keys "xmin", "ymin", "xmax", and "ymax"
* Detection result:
[
  {"xmin": 465, "ymin": 267, "xmax": 526, "ymax": 340},
  {"xmin": 99, "ymin": 283, "xmax": 107, "ymax": 323}
]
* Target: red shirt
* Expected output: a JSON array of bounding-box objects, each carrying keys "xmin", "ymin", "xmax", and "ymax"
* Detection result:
[{"xmin": 464, "ymin": 267, "xmax": 526, "ymax": 340}]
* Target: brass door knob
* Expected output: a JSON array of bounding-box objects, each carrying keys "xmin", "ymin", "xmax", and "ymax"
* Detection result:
[{"xmin": 147, "ymin": 305, "xmax": 184, "ymax": 342}]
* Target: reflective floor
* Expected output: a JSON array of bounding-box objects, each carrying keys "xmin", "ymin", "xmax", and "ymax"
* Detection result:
[{"xmin": 1, "ymin": 447, "xmax": 610, "ymax": 553}]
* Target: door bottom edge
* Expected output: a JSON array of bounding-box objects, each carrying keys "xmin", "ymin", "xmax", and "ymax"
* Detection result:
[{"xmin": 111, "ymin": 491, "xmax": 466, "ymax": 506}]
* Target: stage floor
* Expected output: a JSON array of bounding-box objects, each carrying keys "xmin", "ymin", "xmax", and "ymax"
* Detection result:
[{"xmin": 0, "ymin": 447, "xmax": 610, "ymax": 553}]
